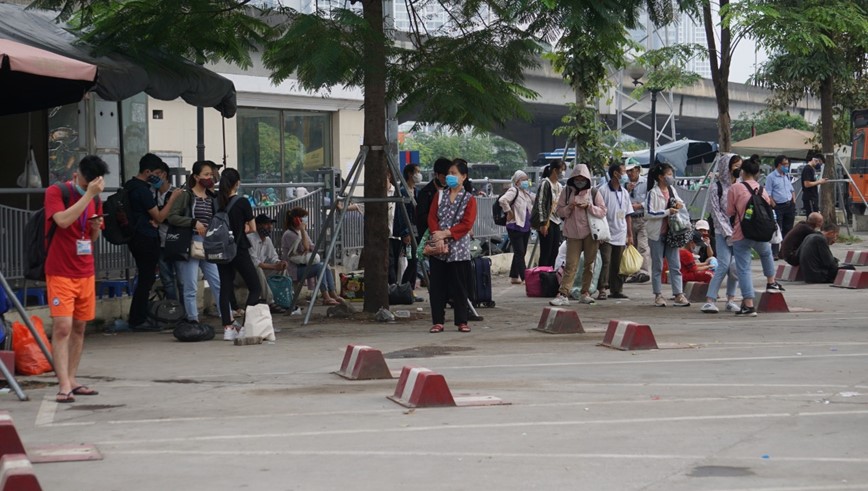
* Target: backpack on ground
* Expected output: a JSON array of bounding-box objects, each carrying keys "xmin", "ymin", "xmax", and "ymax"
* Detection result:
[
  {"xmin": 173, "ymin": 321, "xmax": 215, "ymax": 342},
  {"xmin": 739, "ymin": 182, "xmax": 776, "ymax": 242},
  {"xmin": 23, "ymin": 184, "xmax": 97, "ymax": 281},
  {"xmin": 103, "ymin": 184, "xmax": 134, "ymax": 245},
  {"xmin": 492, "ymin": 188, "xmax": 518, "ymax": 226},
  {"xmin": 204, "ymin": 196, "xmax": 241, "ymax": 263},
  {"xmin": 148, "ymin": 299, "xmax": 185, "ymax": 328}
]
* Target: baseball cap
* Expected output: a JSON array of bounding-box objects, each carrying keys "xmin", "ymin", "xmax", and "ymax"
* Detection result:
[
  {"xmin": 255, "ymin": 214, "xmax": 277, "ymax": 224},
  {"xmin": 694, "ymin": 219, "xmax": 710, "ymax": 231},
  {"xmin": 624, "ymin": 158, "xmax": 640, "ymax": 170}
]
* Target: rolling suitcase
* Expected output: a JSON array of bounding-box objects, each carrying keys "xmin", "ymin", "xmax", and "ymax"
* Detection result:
[{"xmin": 468, "ymin": 257, "xmax": 494, "ymax": 308}]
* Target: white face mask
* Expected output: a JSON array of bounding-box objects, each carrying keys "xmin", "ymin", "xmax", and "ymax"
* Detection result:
[{"xmin": 414, "ymin": 173, "xmax": 422, "ymax": 183}]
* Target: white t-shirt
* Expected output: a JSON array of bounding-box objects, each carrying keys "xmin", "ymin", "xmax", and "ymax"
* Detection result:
[
  {"xmin": 549, "ymin": 181, "xmax": 563, "ymax": 225},
  {"xmin": 598, "ymin": 183, "xmax": 633, "ymax": 246}
]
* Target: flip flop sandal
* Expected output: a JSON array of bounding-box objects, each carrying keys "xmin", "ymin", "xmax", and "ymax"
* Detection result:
[
  {"xmin": 72, "ymin": 386, "xmax": 99, "ymax": 396},
  {"xmin": 457, "ymin": 324, "xmax": 471, "ymax": 333},
  {"xmin": 56, "ymin": 391, "xmax": 75, "ymax": 403},
  {"xmin": 429, "ymin": 324, "xmax": 444, "ymax": 333}
]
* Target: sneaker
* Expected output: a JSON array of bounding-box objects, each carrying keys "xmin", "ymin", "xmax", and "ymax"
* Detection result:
[
  {"xmin": 289, "ymin": 307, "xmax": 302, "ymax": 317},
  {"xmin": 549, "ymin": 294, "xmax": 571, "ymax": 307},
  {"xmin": 624, "ymin": 275, "xmax": 639, "ymax": 284},
  {"xmin": 673, "ymin": 294, "xmax": 691, "ymax": 307},
  {"xmin": 223, "ymin": 327, "xmax": 238, "ymax": 341},
  {"xmin": 725, "ymin": 301, "xmax": 740, "ymax": 313},
  {"xmin": 766, "ymin": 282, "xmax": 786, "ymax": 293},
  {"xmin": 654, "ymin": 294, "xmax": 667, "ymax": 307},
  {"xmin": 701, "ymin": 302, "xmax": 719, "ymax": 313},
  {"xmin": 580, "ymin": 294, "xmax": 596, "ymax": 305},
  {"xmin": 735, "ymin": 305, "xmax": 757, "ymax": 317},
  {"xmin": 596, "ymin": 289, "xmax": 608, "ymax": 300},
  {"xmin": 609, "ymin": 292, "xmax": 629, "ymax": 299},
  {"xmin": 634, "ymin": 273, "xmax": 650, "ymax": 284}
]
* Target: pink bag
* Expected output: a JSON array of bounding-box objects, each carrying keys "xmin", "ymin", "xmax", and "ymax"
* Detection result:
[{"xmin": 524, "ymin": 266, "xmax": 554, "ymax": 297}]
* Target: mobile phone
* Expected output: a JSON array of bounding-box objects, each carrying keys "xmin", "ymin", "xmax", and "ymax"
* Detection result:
[{"xmin": 89, "ymin": 214, "xmax": 108, "ymax": 219}]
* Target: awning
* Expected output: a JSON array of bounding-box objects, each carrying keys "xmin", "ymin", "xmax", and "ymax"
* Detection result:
[
  {"xmin": 623, "ymin": 139, "xmax": 718, "ymax": 175},
  {"xmin": 0, "ymin": 3, "xmax": 236, "ymax": 117},
  {"xmin": 731, "ymin": 128, "xmax": 816, "ymax": 159},
  {"xmin": 0, "ymin": 38, "xmax": 96, "ymax": 115}
]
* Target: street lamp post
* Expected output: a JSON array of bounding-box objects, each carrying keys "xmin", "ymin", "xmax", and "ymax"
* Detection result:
[{"xmin": 627, "ymin": 65, "xmax": 662, "ymax": 167}]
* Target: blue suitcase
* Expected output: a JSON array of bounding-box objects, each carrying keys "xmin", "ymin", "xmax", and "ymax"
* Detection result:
[{"xmin": 468, "ymin": 257, "xmax": 494, "ymax": 308}]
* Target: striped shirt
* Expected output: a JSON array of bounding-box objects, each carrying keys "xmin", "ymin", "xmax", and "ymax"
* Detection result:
[{"xmin": 192, "ymin": 196, "xmax": 214, "ymax": 228}]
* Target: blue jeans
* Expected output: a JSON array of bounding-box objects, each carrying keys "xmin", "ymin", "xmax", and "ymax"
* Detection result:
[
  {"xmin": 706, "ymin": 232, "xmax": 739, "ymax": 301},
  {"xmin": 733, "ymin": 239, "xmax": 775, "ymax": 300},
  {"xmin": 650, "ymin": 238, "xmax": 683, "ymax": 296},
  {"xmin": 297, "ymin": 263, "xmax": 335, "ymax": 292},
  {"xmin": 176, "ymin": 240, "xmax": 222, "ymax": 322}
]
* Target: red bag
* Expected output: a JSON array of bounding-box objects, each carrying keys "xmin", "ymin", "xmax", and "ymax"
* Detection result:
[
  {"xmin": 12, "ymin": 316, "xmax": 53, "ymax": 376},
  {"xmin": 525, "ymin": 266, "xmax": 554, "ymax": 297}
]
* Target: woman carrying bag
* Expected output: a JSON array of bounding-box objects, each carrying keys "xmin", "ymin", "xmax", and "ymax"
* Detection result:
[
  {"xmin": 427, "ymin": 159, "xmax": 477, "ymax": 333},
  {"xmin": 499, "ymin": 170, "xmax": 535, "ymax": 284},
  {"xmin": 166, "ymin": 160, "xmax": 223, "ymax": 324},
  {"xmin": 532, "ymin": 161, "xmax": 565, "ymax": 268},
  {"xmin": 645, "ymin": 163, "xmax": 690, "ymax": 308}
]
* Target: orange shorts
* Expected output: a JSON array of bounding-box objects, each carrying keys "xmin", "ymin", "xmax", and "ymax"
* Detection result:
[{"xmin": 46, "ymin": 275, "xmax": 96, "ymax": 321}]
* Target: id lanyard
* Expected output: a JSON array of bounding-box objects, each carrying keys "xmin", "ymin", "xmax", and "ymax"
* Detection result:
[{"xmin": 76, "ymin": 200, "xmax": 93, "ymax": 256}]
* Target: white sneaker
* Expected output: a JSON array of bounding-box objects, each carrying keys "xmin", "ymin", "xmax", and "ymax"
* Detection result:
[
  {"xmin": 290, "ymin": 307, "xmax": 302, "ymax": 317},
  {"xmin": 654, "ymin": 295, "xmax": 667, "ymax": 307},
  {"xmin": 725, "ymin": 301, "xmax": 740, "ymax": 313},
  {"xmin": 580, "ymin": 294, "xmax": 596, "ymax": 305},
  {"xmin": 549, "ymin": 294, "xmax": 570, "ymax": 307},
  {"xmin": 223, "ymin": 327, "xmax": 238, "ymax": 341},
  {"xmin": 701, "ymin": 302, "xmax": 719, "ymax": 313}
]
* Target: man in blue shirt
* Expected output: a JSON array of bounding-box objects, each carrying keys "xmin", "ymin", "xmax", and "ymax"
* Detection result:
[{"xmin": 766, "ymin": 155, "xmax": 796, "ymax": 259}]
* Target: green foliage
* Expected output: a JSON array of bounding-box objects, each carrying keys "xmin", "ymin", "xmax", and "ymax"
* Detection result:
[
  {"xmin": 553, "ymin": 103, "xmax": 619, "ymax": 175},
  {"xmin": 731, "ymin": 109, "xmax": 812, "ymax": 143},
  {"xmin": 400, "ymin": 131, "xmax": 526, "ymax": 178},
  {"xmin": 629, "ymin": 44, "xmax": 705, "ymax": 98}
]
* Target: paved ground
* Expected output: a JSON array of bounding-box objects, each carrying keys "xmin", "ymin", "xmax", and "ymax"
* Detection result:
[{"xmin": 2, "ymin": 239, "xmax": 868, "ymax": 491}]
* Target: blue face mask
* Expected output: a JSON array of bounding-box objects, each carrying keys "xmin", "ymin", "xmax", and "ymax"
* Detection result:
[
  {"xmin": 520, "ymin": 180, "xmax": 529, "ymax": 190},
  {"xmin": 74, "ymin": 182, "xmax": 87, "ymax": 196},
  {"xmin": 445, "ymin": 175, "xmax": 460, "ymax": 189},
  {"xmin": 619, "ymin": 175, "xmax": 629, "ymax": 186},
  {"xmin": 781, "ymin": 166, "xmax": 789, "ymax": 174},
  {"xmin": 147, "ymin": 175, "xmax": 163, "ymax": 190}
]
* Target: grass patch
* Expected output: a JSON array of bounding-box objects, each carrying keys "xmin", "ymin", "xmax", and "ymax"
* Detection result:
[{"xmin": 838, "ymin": 234, "xmax": 863, "ymax": 245}]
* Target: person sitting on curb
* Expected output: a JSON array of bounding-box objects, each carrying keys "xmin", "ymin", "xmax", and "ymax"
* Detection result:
[
  {"xmin": 780, "ymin": 212, "xmax": 824, "ymax": 266},
  {"xmin": 679, "ymin": 232, "xmax": 714, "ymax": 283},
  {"xmin": 799, "ymin": 224, "xmax": 855, "ymax": 283}
]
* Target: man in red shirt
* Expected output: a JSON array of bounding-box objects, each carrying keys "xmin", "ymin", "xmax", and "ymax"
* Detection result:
[{"xmin": 44, "ymin": 156, "xmax": 108, "ymax": 403}]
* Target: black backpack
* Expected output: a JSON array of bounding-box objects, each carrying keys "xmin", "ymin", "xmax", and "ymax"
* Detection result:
[
  {"xmin": 103, "ymin": 184, "xmax": 134, "ymax": 245},
  {"xmin": 739, "ymin": 182, "xmax": 776, "ymax": 242},
  {"xmin": 24, "ymin": 184, "xmax": 100, "ymax": 281},
  {"xmin": 204, "ymin": 196, "xmax": 241, "ymax": 264},
  {"xmin": 492, "ymin": 188, "xmax": 518, "ymax": 226}
]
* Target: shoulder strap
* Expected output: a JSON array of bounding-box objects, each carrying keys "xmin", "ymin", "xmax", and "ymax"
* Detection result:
[
  {"xmin": 223, "ymin": 195, "xmax": 241, "ymax": 214},
  {"xmin": 742, "ymin": 181, "xmax": 757, "ymax": 195}
]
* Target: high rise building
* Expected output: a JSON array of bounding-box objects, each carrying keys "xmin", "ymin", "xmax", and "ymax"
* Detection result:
[{"xmin": 627, "ymin": 10, "xmax": 712, "ymax": 79}]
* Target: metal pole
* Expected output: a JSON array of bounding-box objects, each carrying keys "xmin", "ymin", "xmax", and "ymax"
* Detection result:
[
  {"xmin": 650, "ymin": 89, "xmax": 658, "ymax": 167},
  {"xmin": 196, "ymin": 107, "xmax": 205, "ymax": 162}
]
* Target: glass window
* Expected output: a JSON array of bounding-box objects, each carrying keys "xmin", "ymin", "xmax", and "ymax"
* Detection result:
[{"xmin": 237, "ymin": 107, "xmax": 331, "ymax": 183}]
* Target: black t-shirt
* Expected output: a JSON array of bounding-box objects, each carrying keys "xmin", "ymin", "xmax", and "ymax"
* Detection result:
[
  {"xmin": 801, "ymin": 165, "xmax": 818, "ymax": 201},
  {"xmin": 125, "ymin": 177, "xmax": 158, "ymax": 238},
  {"xmin": 222, "ymin": 196, "xmax": 254, "ymax": 249}
]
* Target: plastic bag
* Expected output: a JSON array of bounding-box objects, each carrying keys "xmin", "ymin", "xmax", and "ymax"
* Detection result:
[
  {"xmin": 620, "ymin": 244, "xmax": 643, "ymax": 276},
  {"xmin": 12, "ymin": 316, "xmax": 53, "ymax": 375},
  {"xmin": 267, "ymin": 275, "xmax": 294, "ymax": 309},
  {"xmin": 770, "ymin": 224, "xmax": 783, "ymax": 245},
  {"xmin": 16, "ymin": 149, "xmax": 42, "ymax": 188}
]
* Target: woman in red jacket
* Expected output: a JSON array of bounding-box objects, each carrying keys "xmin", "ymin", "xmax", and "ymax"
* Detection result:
[{"xmin": 427, "ymin": 159, "xmax": 477, "ymax": 333}]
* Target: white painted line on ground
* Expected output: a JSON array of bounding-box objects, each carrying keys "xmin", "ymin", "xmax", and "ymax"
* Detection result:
[
  {"xmin": 92, "ymin": 409, "xmax": 868, "ymax": 446},
  {"xmin": 34, "ymin": 395, "xmax": 58, "ymax": 427},
  {"xmin": 435, "ymin": 352, "xmax": 868, "ymax": 371},
  {"xmin": 104, "ymin": 449, "xmax": 868, "ymax": 468}
]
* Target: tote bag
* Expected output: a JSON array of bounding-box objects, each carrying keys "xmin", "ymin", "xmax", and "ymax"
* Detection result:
[{"xmin": 240, "ymin": 303, "xmax": 276, "ymax": 342}]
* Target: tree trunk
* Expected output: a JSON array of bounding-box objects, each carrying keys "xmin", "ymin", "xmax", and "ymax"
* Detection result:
[
  {"xmin": 820, "ymin": 76, "xmax": 837, "ymax": 225},
  {"xmin": 361, "ymin": 0, "xmax": 389, "ymax": 312},
  {"xmin": 704, "ymin": 0, "xmax": 732, "ymax": 152}
]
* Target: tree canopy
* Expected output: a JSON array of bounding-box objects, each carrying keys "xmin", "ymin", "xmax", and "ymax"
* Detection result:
[{"xmin": 731, "ymin": 109, "xmax": 812, "ymax": 143}]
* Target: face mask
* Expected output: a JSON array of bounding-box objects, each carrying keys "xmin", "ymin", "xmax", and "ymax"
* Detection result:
[
  {"xmin": 445, "ymin": 175, "xmax": 460, "ymax": 189},
  {"xmin": 780, "ymin": 166, "xmax": 789, "ymax": 174},
  {"xmin": 664, "ymin": 175, "xmax": 675, "ymax": 187},
  {"xmin": 573, "ymin": 180, "xmax": 589, "ymax": 190},
  {"xmin": 199, "ymin": 177, "xmax": 214, "ymax": 189},
  {"xmin": 301, "ymin": 217, "xmax": 309, "ymax": 225},
  {"xmin": 74, "ymin": 181, "xmax": 87, "ymax": 196},
  {"xmin": 148, "ymin": 175, "xmax": 164, "ymax": 190},
  {"xmin": 732, "ymin": 168, "xmax": 741, "ymax": 179},
  {"xmin": 619, "ymin": 175, "xmax": 629, "ymax": 186},
  {"xmin": 520, "ymin": 180, "xmax": 530, "ymax": 190},
  {"xmin": 257, "ymin": 226, "xmax": 271, "ymax": 237}
]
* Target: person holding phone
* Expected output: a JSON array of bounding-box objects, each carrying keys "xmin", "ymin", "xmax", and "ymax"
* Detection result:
[
  {"xmin": 45, "ymin": 156, "xmax": 108, "ymax": 403},
  {"xmin": 281, "ymin": 207, "xmax": 341, "ymax": 307}
]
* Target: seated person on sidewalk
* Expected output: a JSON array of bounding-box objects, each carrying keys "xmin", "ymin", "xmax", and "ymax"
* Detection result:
[
  {"xmin": 280, "ymin": 207, "xmax": 341, "ymax": 305},
  {"xmin": 242, "ymin": 214, "xmax": 288, "ymax": 314},
  {"xmin": 679, "ymin": 232, "xmax": 714, "ymax": 283},
  {"xmin": 799, "ymin": 224, "xmax": 855, "ymax": 283},
  {"xmin": 780, "ymin": 212, "xmax": 824, "ymax": 266}
]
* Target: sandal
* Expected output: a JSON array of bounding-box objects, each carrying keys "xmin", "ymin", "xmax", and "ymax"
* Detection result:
[
  {"xmin": 457, "ymin": 323, "xmax": 471, "ymax": 333},
  {"xmin": 321, "ymin": 298, "xmax": 340, "ymax": 306},
  {"xmin": 71, "ymin": 386, "xmax": 99, "ymax": 396},
  {"xmin": 55, "ymin": 391, "xmax": 75, "ymax": 403},
  {"xmin": 429, "ymin": 324, "xmax": 444, "ymax": 333}
]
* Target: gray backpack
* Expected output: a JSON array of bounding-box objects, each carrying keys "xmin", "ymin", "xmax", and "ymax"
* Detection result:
[{"xmin": 204, "ymin": 196, "xmax": 241, "ymax": 264}]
